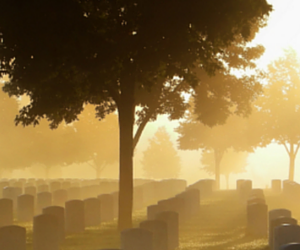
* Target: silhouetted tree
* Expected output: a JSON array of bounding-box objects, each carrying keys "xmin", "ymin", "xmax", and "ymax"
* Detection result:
[
  {"xmin": 74, "ymin": 105, "xmax": 119, "ymax": 178},
  {"xmin": 142, "ymin": 127, "xmax": 181, "ymax": 179},
  {"xmin": 0, "ymin": 1, "xmax": 272, "ymax": 229},
  {"xmin": 256, "ymin": 49, "xmax": 300, "ymax": 181},
  {"xmin": 176, "ymin": 105, "xmax": 257, "ymax": 189},
  {"xmin": 201, "ymin": 149, "xmax": 248, "ymax": 189}
]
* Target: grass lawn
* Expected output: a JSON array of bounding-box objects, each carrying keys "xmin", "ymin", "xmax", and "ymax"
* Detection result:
[{"xmin": 15, "ymin": 189, "xmax": 298, "ymax": 250}]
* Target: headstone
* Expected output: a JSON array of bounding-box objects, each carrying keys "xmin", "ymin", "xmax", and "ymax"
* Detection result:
[
  {"xmin": 36, "ymin": 192, "xmax": 52, "ymax": 214},
  {"xmin": 0, "ymin": 198, "xmax": 13, "ymax": 227},
  {"xmin": 24, "ymin": 186, "xmax": 37, "ymax": 196},
  {"xmin": 65, "ymin": 200, "xmax": 85, "ymax": 234},
  {"xmin": 98, "ymin": 194, "xmax": 114, "ymax": 222},
  {"xmin": 3, "ymin": 186, "xmax": 19, "ymax": 209},
  {"xmin": 147, "ymin": 204, "xmax": 163, "ymax": 220},
  {"xmin": 37, "ymin": 184, "xmax": 49, "ymax": 193},
  {"xmin": 33, "ymin": 214, "xmax": 59, "ymax": 250},
  {"xmin": 121, "ymin": 228, "xmax": 153, "ymax": 250},
  {"xmin": 247, "ymin": 197, "xmax": 265, "ymax": 206},
  {"xmin": 155, "ymin": 211, "xmax": 179, "ymax": 250},
  {"xmin": 0, "ymin": 182, "xmax": 9, "ymax": 197},
  {"xmin": 246, "ymin": 203, "xmax": 268, "ymax": 237},
  {"xmin": 280, "ymin": 243, "xmax": 300, "ymax": 250},
  {"xmin": 52, "ymin": 189, "xmax": 68, "ymax": 207},
  {"xmin": 43, "ymin": 206, "xmax": 65, "ymax": 242},
  {"xmin": 140, "ymin": 220, "xmax": 168, "ymax": 250},
  {"xmin": 0, "ymin": 225, "xmax": 26, "ymax": 250},
  {"xmin": 50, "ymin": 181, "xmax": 61, "ymax": 193},
  {"xmin": 84, "ymin": 198, "xmax": 101, "ymax": 227},
  {"xmin": 274, "ymin": 224, "xmax": 300, "ymax": 250},
  {"xmin": 67, "ymin": 187, "xmax": 81, "ymax": 200},
  {"xmin": 61, "ymin": 181, "xmax": 71, "ymax": 190},
  {"xmin": 17, "ymin": 194, "xmax": 34, "ymax": 222},
  {"xmin": 111, "ymin": 192, "xmax": 119, "ymax": 218},
  {"xmin": 269, "ymin": 217, "xmax": 297, "ymax": 250}
]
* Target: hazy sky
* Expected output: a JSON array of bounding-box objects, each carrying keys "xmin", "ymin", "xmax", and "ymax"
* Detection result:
[{"xmin": 136, "ymin": 0, "xmax": 300, "ymax": 188}]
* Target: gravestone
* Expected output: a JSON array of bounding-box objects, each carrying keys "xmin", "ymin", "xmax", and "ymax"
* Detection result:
[
  {"xmin": 36, "ymin": 192, "xmax": 52, "ymax": 214},
  {"xmin": 33, "ymin": 214, "xmax": 59, "ymax": 250},
  {"xmin": 111, "ymin": 192, "xmax": 119, "ymax": 218},
  {"xmin": 0, "ymin": 225, "xmax": 26, "ymax": 250},
  {"xmin": 140, "ymin": 220, "xmax": 168, "ymax": 250},
  {"xmin": 52, "ymin": 189, "xmax": 68, "ymax": 207},
  {"xmin": 65, "ymin": 200, "xmax": 85, "ymax": 234},
  {"xmin": 0, "ymin": 198, "xmax": 13, "ymax": 227},
  {"xmin": 43, "ymin": 206, "xmax": 65, "ymax": 242},
  {"xmin": 50, "ymin": 181, "xmax": 61, "ymax": 193},
  {"xmin": 121, "ymin": 228, "xmax": 153, "ymax": 250},
  {"xmin": 274, "ymin": 224, "xmax": 300, "ymax": 250},
  {"xmin": 269, "ymin": 217, "xmax": 297, "ymax": 250},
  {"xmin": 84, "ymin": 198, "xmax": 101, "ymax": 227},
  {"xmin": 156, "ymin": 211, "xmax": 179, "ymax": 250},
  {"xmin": 0, "ymin": 181, "xmax": 9, "ymax": 197},
  {"xmin": 147, "ymin": 204, "xmax": 163, "ymax": 220},
  {"xmin": 24, "ymin": 186, "xmax": 37, "ymax": 196},
  {"xmin": 246, "ymin": 203, "xmax": 268, "ymax": 237},
  {"xmin": 247, "ymin": 197, "xmax": 265, "ymax": 206},
  {"xmin": 17, "ymin": 194, "xmax": 34, "ymax": 222},
  {"xmin": 280, "ymin": 243, "xmax": 300, "ymax": 250},
  {"xmin": 98, "ymin": 194, "xmax": 114, "ymax": 222},
  {"xmin": 3, "ymin": 186, "xmax": 19, "ymax": 209},
  {"xmin": 61, "ymin": 181, "xmax": 71, "ymax": 190},
  {"xmin": 37, "ymin": 184, "xmax": 49, "ymax": 193},
  {"xmin": 67, "ymin": 187, "xmax": 81, "ymax": 200}
]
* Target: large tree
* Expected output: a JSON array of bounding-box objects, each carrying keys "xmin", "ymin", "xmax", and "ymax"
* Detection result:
[
  {"xmin": 141, "ymin": 126, "xmax": 181, "ymax": 179},
  {"xmin": 0, "ymin": 0, "xmax": 272, "ymax": 229},
  {"xmin": 256, "ymin": 49, "xmax": 300, "ymax": 181},
  {"xmin": 201, "ymin": 149, "xmax": 248, "ymax": 189}
]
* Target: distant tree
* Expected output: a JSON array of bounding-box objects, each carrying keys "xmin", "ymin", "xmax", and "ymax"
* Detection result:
[
  {"xmin": 256, "ymin": 49, "xmax": 300, "ymax": 181},
  {"xmin": 0, "ymin": 1, "xmax": 272, "ymax": 229},
  {"xmin": 0, "ymin": 88, "xmax": 34, "ymax": 175},
  {"xmin": 176, "ymin": 104, "xmax": 258, "ymax": 189},
  {"xmin": 201, "ymin": 149, "xmax": 248, "ymax": 189},
  {"xmin": 142, "ymin": 127, "xmax": 181, "ymax": 179},
  {"xmin": 74, "ymin": 105, "xmax": 119, "ymax": 178}
]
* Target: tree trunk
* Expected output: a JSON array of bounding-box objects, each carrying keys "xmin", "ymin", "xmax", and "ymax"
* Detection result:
[
  {"xmin": 289, "ymin": 153, "xmax": 295, "ymax": 181},
  {"xmin": 214, "ymin": 149, "xmax": 224, "ymax": 190},
  {"xmin": 225, "ymin": 174, "xmax": 229, "ymax": 190},
  {"xmin": 117, "ymin": 81, "xmax": 135, "ymax": 231}
]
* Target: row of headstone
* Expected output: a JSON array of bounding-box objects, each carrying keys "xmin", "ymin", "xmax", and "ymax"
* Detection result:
[
  {"xmin": 269, "ymin": 208, "xmax": 300, "ymax": 250},
  {"xmin": 186, "ymin": 179, "xmax": 215, "ymax": 197},
  {"xmin": 246, "ymin": 188, "xmax": 268, "ymax": 237}
]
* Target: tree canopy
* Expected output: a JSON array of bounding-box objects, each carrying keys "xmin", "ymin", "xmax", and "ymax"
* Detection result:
[
  {"xmin": 0, "ymin": 0, "xmax": 272, "ymax": 229},
  {"xmin": 141, "ymin": 126, "xmax": 181, "ymax": 179},
  {"xmin": 255, "ymin": 49, "xmax": 300, "ymax": 181}
]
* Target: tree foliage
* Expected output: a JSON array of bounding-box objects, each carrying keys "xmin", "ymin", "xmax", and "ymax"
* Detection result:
[
  {"xmin": 141, "ymin": 126, "xmax": 181, "ymax": 179},
  {"xmin": 0, "ymin": 0, "xmax": 272, "ymax": 229},
  {"xmin": 256, "ymin": 49, "xmax": 300, "ymax": 181}
]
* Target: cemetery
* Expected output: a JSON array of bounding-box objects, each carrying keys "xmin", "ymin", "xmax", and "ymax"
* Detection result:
[{"xmin": 0, "ymin": 178, "xmax": 298, "ymax": 250}]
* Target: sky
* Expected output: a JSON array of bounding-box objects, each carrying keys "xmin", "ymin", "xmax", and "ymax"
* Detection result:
[{"xmin": 134, "ymin": 0, "xmax": 300, "ymax": 188}]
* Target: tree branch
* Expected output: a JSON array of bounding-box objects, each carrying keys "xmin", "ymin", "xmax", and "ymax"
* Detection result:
[{"xmin": 283, "ymin": 142, "xmax": 290, "ymax": 155}]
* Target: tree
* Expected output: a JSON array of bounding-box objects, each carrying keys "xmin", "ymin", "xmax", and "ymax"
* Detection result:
[
  {"xmin": 74, "ymin": 104, "xmax": 119, "ymax": 178},
  {"xmin": 0, "ymin": 1, "xmax": 272, "ymax": 229},
  {"xmin": 176, "ymin": 104, "xmax": 257, "ymax": 189},
  {"xmin": 256, "ymin": 49, "xmax": 300, "ymax": 181},
  {"xmin": 201, "ymin": 149, "xmax": 248, "ymax": 189},
  {"xmin": 141, "ymin": 127, "xmax": 181, "ymax": 179}
]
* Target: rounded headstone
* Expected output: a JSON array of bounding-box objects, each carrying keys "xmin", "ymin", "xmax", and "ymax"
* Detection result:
[
  {"xmin": 33, "ymin": 214, "xmax": 59, "ymax": 250},
  {"xmin": 280, "ymin": 243, "xmax": 300, "ymax": 250},
  {"xmin": 140, "ymin": 220, "xmax": 168, "ymax": 250},
  {"xmin": 17, "ymin": 194, "xmax": 34, "ymax": 222},
  {"xmin": 52, "ymin": 189, "xmax": 68, "ymax": 207},
  {"xmin": 0, "ymin": 198, "xmax": 13, "ymax": 227},
  {"xmin": 274, "ymin": 224, "xmax": 300, "ymax": 250},
  {"xmin": 36, "ymin": 192, "xmax": 52, "ymax": 214},
  {"xmin": 121, "ymin": 228, "xmax": 153, "ymax": 250},
  {"xmin": 65, "ymin": 200, "xmax": 85, "ymax": 234},
  {"xmin": 43, "ymin": 206, "xmax": 65, "ymax": 242},
  {"xmin": 0, "ymin": 225, "xmax": 26, "ymax": 250},
  {"xmin": 84, "ymin": 198, "xmax": 101, "ymax": 227}
]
